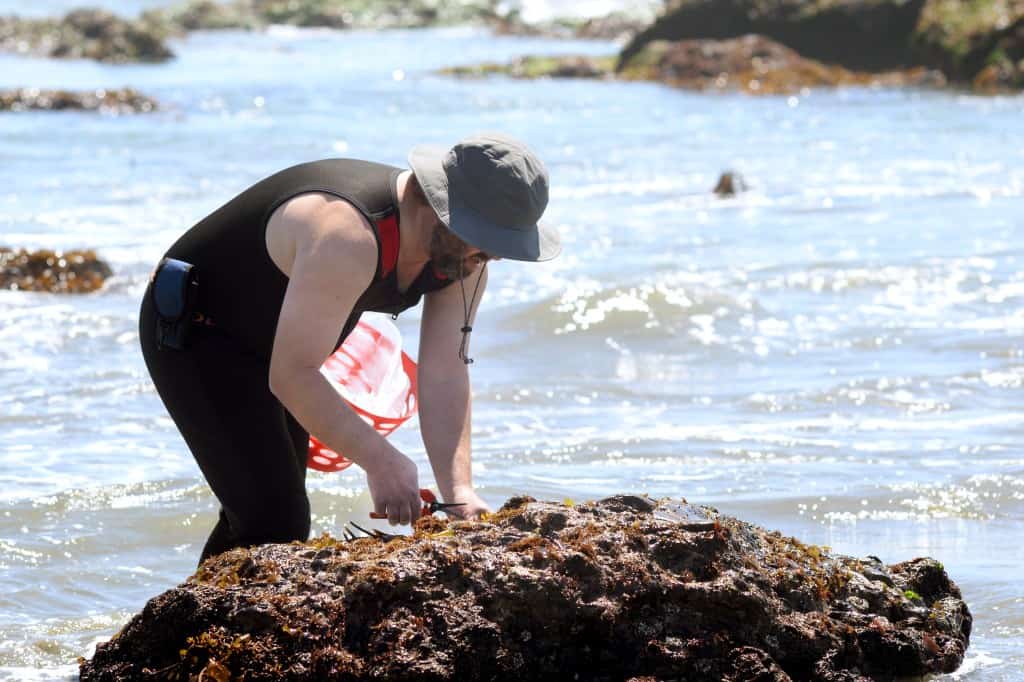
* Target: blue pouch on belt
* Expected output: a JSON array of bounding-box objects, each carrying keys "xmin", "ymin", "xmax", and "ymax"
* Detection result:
[{"xmin": 152, "ymin": 257, "xmax": 198, "ymax": 350}]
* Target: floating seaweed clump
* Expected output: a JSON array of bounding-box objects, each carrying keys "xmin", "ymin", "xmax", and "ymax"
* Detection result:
[
  {"xmin": 80, "ymin": 495, "xmax": 971, "ymax": 681},
  {"xmin": 1, "ymin": 247, "xmax": 113, "ymax": 293}
]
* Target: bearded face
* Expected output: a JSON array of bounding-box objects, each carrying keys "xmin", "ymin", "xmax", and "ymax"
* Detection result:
[{"xmin": 429, "ymin": 223, "xmax": 490, "ymax": 280}]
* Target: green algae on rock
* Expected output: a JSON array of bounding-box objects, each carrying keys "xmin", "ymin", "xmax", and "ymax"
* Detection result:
[
  {"xmin": 0, "ymin": 8, "xmax": 173, "ymax": 63},
  {"xmin": 440, "ymin": 55, "xmax": 615, "ymax": 80},
  {"xmin": 0, "ymin": 87, "xmax": 158, "ymax": 114},
  {"xmin": 80, "ymin": 495, "xmax": 971, "ymax": 680},
  {"xmin": 1, "ymin": 248, "xmax": 113, "ymax": 293}
]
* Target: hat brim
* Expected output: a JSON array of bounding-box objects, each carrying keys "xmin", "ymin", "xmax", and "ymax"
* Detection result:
[
  {"xmin": 408, "ymin": 144, "xmax": 451, "ymax": 226},
  {"xmin": 448, "ymin": 189, "xmax": 561, "ymax": 262},
  {"xmin": 408, "ymin": 144, "xmax": 561, "ymax": 263}
]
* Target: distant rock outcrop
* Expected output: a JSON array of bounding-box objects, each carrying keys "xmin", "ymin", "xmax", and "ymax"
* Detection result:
[
  {"xmin": 617, "ymin": 35, "xmax": 946, "ymax": 95},
  {"xmin": 0, "ymin": 87, "xmax": 158, "ymax": 113},
  {"xmin": 80, "ymin": 495, "xmax": 970, "ymax": 681},
  {"xmin": 0, "ymin": 248, "xmax": 113, "ymax": 293},
  {"xmin": 144, "ymin": 0, "xmax": 502, "ymax": 33},
  {"xmin": 441, "ymin": 35, "xmax": 946, "ymax": 95},
  {"xmin": 620, "ymin": 0, "xmax": 1023, "ymax": 92},
  {"xmin": 0, "ymin": 8, "xmax": 173, "ymax": 62},
  {"xmin": 441, "ymin": 55, "xmax": 614, "ymax": 80}
]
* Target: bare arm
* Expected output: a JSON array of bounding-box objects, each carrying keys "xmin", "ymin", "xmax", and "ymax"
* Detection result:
[
  {"xmin": 418, "ymin": 266, "xmax": 491, "ymax": 516},
  {"xmin": 267, "ymin": 197, "xmax": 422, "ymax": 525}
]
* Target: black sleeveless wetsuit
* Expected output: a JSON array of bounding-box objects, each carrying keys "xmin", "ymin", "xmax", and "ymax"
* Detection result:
[{"xmin": 139, "ymin": 159, "xmax": 451, "ymax": 563}]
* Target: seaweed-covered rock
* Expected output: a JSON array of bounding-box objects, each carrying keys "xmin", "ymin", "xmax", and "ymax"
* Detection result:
[
  {"xmin": 618, "ymin": 34, "xmax": 945, "ymax": 94},
  {"xmin": 80, "ymin": 495, "xmax": 971, "ymax": 681},
  {"xmin": 0, "ymin": 248, "xmax": 113, "ymax": 293},
  {"xmin": 0, "ymin": 87, "xmax": 158, "ymax": 113},
  {"xmin": 0, "ymin": 8, "xmax": 173, "ymax": 63}
]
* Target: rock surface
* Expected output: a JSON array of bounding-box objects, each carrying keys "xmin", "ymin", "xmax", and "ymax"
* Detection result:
[
  {"xmin": 0, "ymin": 248, "xmax": 113, "ymax": 293},
  {"xmin": 0, "ymin": 8, "xmax": 172, "ymax": 63},
  {"xmin": 620, "ymin": 0, "xmax": 1024, "ymax": 91},
  {"xmin": 0, "ymin": 87, "xmax": 158, "ymax": 113},
  {"xmin": 80, "ymin": 495, "xmax": 971, "ymax": 681}
]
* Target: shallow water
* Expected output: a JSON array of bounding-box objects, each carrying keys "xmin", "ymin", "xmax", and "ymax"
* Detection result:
[{"xmin": 1, "ymin": 8, "xmax": 1023, "ymax": 680}]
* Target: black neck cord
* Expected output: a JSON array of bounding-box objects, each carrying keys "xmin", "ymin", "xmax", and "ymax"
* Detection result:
[{"xmin": 458, "ymin": 260, "xmax": 487, "ymax": 365}]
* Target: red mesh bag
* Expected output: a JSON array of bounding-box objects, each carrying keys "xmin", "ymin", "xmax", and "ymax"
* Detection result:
[{"xmin": 307, "ymin": 317, "xmax": 418, "ymax": 472}]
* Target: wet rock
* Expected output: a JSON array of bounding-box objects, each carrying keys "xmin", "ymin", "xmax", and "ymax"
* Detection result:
[
  {"xmin": 0, "ymin": 8, "xmax": 173, "ymax": 63},
  {"xmin": 440, "ymin": 54, "xmax": 614, "ymax": 80},
  {"xmin": 0, "ymin": 248, "xmax": 113, "ymax": 293},
  {"xmin": 0, "ymin": 87, "xmax": 158, "ymax": 114},
  {"xmin": 714, "ymin": 171, "xmax": 747, "ymax": 197},
  {"xmin": 618, "ymin": 34, "xmax": 945, "ymax": 95},
  {"xmin": 80, "ymin": 496, "xmax": 971, "ymax": 680}
]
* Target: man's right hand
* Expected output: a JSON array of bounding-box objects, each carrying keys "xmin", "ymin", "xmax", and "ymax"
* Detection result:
[{"xmin": 364, "ymin": 445, "xmax": 422, "ymax": 526}]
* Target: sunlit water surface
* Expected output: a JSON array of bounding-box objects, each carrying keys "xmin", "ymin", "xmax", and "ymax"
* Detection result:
[{"xmin": 0, "ymin": 8, "xmax": 1022, "ymax": 681}]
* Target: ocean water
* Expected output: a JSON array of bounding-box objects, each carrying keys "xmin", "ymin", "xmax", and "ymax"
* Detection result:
[{"xmin": 1, "ymin": 6, "xmax": 1023, "ymax": 680}]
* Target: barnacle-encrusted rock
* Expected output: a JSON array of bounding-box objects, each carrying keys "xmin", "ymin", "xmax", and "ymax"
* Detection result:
[
  {"xmin": 80, "ymin": 495, "xmax": 970, "ymax": 680},
  {"xmin": 0, "ymin": 248, "xmax": 113, "ymax": 293},
  {"xmin": 0, "ymin": 8, "xmax": 172, "ymax": 63},
  {"xmin": 0, "ymin": 87, "xmax": 158, "ymax": 113}
]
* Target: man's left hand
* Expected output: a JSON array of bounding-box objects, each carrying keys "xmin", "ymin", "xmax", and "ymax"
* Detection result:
[{"xmin": 444, "ymin": 486, "xmax": 491, "ymax": 520}]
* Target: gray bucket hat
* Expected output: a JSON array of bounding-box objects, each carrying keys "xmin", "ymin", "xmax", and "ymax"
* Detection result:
[{"xmin": 408, "ymin": 132, "xmax": 560, "ymax": 262}]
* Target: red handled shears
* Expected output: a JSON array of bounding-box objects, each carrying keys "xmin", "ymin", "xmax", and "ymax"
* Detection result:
[{"xmin": 369, "ymin": 489, "xmax": 465, "ymax": 519}]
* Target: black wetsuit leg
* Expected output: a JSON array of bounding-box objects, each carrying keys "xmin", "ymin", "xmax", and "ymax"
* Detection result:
[{"xmin": 139, "ymin": 286, "xmax": 311, "ymax": 564}]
